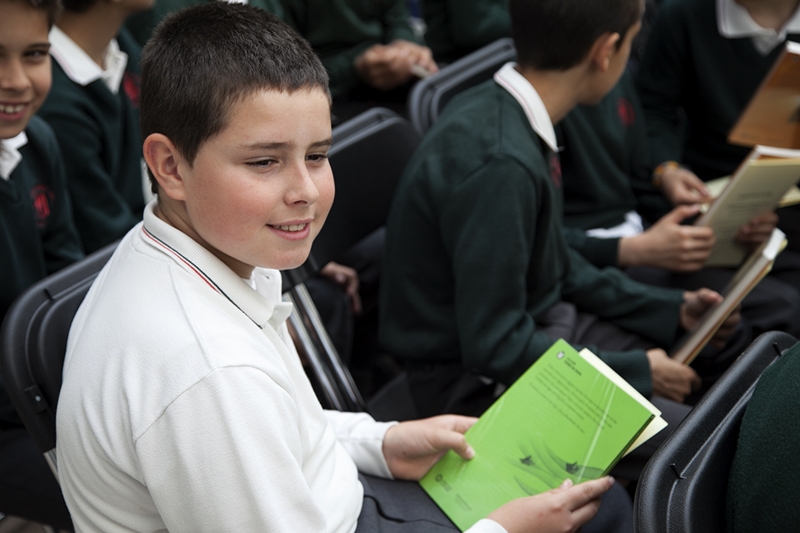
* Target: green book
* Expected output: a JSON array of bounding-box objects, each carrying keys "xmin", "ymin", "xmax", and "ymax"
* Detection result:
[{"xmin": 420, "ymin": 339, "xmax": 666, "ymax": 531}]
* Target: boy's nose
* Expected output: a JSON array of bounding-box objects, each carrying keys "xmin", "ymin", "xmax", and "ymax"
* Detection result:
[
  {"xmin": 285, "ymin": 163, "xmax": 321, "ymax": 205},
  {"xmin": 0, "ymin": 59, "xmax": 31, "ymax": 93}
]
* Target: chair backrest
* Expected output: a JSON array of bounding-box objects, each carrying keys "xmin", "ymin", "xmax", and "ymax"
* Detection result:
[
  {"xmin": 407, "ymin": 38, "xmax": 516, "ymax": 134},
  {"xmin": 282, "ymin": 108, "xmax": 422, "ymax": 412},
  {"xmin": 633, "ymin": 330, "xmax": 798, "ymax": 533},
  {"xmin": 0, "ymin": 243, "xmax": 116, "ymax": 476}
]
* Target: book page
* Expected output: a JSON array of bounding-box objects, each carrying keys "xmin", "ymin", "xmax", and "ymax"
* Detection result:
[
  {"xmin": 703, "ymin": 176, "xmax": 800, "ymax": 209},
  {"xmin": 420, "ymin": 340, "xmax": 657, "ymax": 531},
  {"xmin": 696, "ymin": 154, "xmax": 800, "ymax": 267},
  {"xmin": 729, "ymin": 41, "xmax": 800, "ymax": 149}
]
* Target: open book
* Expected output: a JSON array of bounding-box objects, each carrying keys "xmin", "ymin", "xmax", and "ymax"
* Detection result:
[
  {"xmin": 729, "ymin": 41, "xmax": 800, "ymax": 149},
  {"xmin": 695, "ymin": 145, "xmax": 800, "ymax": 267},
  {"xmin": 671, "ymin": 228, "xmax": 787, "ymax": 365},
  {"xmin": 420, "ymin": 339, "xmax": 666, "ymax": 531}
]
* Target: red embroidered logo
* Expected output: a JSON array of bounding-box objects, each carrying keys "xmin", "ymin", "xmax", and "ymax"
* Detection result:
[
  {"xmin": 123, "ymin": 72, "xmax": 141, "ymax": 108},
  {"xmin": 550, "ymin": 153, "xmax": 562, "ymax": 188},
  {"xmin": 30, "ymin": 185, "xmax": 54, "ymax": 228},
  {"xmin": 617, "ymin": 98, "xmax": 635, "ymax": 127}
]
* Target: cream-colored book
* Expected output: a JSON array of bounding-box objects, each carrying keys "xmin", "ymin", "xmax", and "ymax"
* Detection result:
[
  {"xmin": 671, "ymin": 228, "xmax": 787, "ymax": 365},
  {"xmin": 695, "ymin": 145, "xmax": 800, "ymax": 267}
]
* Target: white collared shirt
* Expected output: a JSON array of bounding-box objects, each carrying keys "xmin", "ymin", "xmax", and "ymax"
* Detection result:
[
  {"xmin": 717, "ymin": 0, "xmax": 800, "ymax": 54},
  {"xmin": 493, "ymin": 62, "xmax": 560, "ymax": 152},
  {"xmin": 0, "ymin": 132, "xmax": 28, "ymax": 181},
  {"xmin": 49, "ymin": 26, "xmax": 128, "ymax": 94}
]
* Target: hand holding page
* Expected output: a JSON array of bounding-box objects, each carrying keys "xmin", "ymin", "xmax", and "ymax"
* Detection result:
[
  {"xmin": 420, "ymin": 339, "xmax": 666, "ymax": 531},
  {"xmin": 695, "ymin": 146, "xmax": 800, "ymax": 267},
  {"xmin": 671, "ymin": 228, "xmax": 787, "ymax": 365}
]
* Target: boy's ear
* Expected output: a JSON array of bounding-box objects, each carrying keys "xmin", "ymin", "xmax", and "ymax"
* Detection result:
[
  {"xmin": 143, "ymin": 134, "xmax": 187, "ymax": 201},
  {"xmin": 588, "ymin": 32, "xmax": 622, "ymax": 73}
]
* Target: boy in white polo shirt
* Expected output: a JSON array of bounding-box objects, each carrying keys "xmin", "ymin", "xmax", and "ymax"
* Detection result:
[{"xmin": 55, "ymin": 4, "xmax": 617, "ymax": 532}]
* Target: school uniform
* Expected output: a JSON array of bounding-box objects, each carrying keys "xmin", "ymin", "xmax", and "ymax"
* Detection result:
[
  {"xmin": 380, "ymin": 63, "xmax": 687, "ymax": 419},
  {"xmin": 0, "ymin": 115, "xmax": 82, "ymax": 530},
  {"xmin": 420, "ymin": 0, "xmax": 510, "ymax": 64},
  {"xmin": 637, "ymin": 0, "xmax": 800, "ymax": 180},
  {"xmin": 39, "ymin": 27, "xmax": 146, "ymax": 254}
]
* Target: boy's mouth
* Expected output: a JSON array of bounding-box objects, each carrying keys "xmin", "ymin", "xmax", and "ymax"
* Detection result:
[
  {"xmin": 0, "ymin": 104, "xmax": 25, "ymax": 114},
  {"xmin": 269, "ymin": 223, "xmax": 308, "ymax": 232}
]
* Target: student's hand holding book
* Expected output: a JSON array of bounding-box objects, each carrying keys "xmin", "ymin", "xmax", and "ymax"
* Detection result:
[
  {"xmin": 618, "ymin": 204, "xmax": 714, "ymax": 272},
  {"xmin": 656, "ymin": 164, "xmax": 712, "ymax": 206},
  {"xmin": 486, "ymin": 477, "xmax": 613, "ymax": 533},
  {"xmin": 680, "ymin": 288, "xmax": 742, "ymax": 348},
  {"xmin": 646, "ymin": 348, "xmax": 700, "ymax": 402},
  {"xmin": 736, "ymin": 210, "xmax": 779, "ymax": 248}
]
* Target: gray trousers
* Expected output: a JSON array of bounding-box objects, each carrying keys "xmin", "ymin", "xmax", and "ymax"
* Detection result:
[{"xmin": 355, "ymin": 473, "xmax": 633, "ymax": 533}]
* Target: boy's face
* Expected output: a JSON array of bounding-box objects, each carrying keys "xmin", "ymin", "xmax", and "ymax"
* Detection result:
[
  {"xmin": 0, "ymin": 0, "xmax": 51, "ymax": 140},
  {"xmin": 176, "ymin": 88, "xmax": 334, "ymax": 277}
]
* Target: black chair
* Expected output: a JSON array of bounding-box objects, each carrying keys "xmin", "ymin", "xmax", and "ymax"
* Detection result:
[
  {"xmin": 407, "ymin": 37, "xmax": 516, "ymax": 134},
  {"xmin": 0, "ymin": 243, "xmax": 117, "ymax": 480},
  {"xmin": 633, "ymin": 330, "xmax": 798, "ymax": 533},
  {"xmin": 282, "ymin": 107, "xmax": 422, "ymax": 413}
]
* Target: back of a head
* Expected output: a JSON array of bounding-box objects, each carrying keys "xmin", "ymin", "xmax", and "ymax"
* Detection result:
[
  {"xmin": 140, "ymin": 2, "xmax": 329, "ymax": 184},
  {"xmin": 510, "ymin": 0, "xmax": 642, "ymax": 70}
]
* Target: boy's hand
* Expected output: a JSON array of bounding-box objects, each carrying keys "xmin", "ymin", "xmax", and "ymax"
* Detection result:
[
  {"xmin": 319, "ymin": 261, "xmax": 362, "ymax": 315},
  {"xmin": 487, "ymin": 477, "xmax": 612, "ymax": 533},
  {"xmin": 382, "ymin": 415, "xmax": 477, "ymax": 480},
  {"xmin": 658, "ymin": 166, "xmax": 711, "ymax": 206},
  {"xmin": 355, "ymin": 40, "xmax": 438, "ymax": 91},
  {"xmin": 618, "ymin": 205, "xmax": 714, "ymax": 271},
  {"xmin": 736, "ymin": 210, "xmax": 778, "ymax": 248},
  {"xmin": 680, "ymin": 289, "xmax": 741, "ymax": 347},
  {"xmin": 646, "ymin": 348, "xmax": 700, "ymax": 402}
]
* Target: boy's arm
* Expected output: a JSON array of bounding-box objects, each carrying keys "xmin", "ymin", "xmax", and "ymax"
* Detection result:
[
  {"xmin": 562, "ymin": 226, "xmax": 621, "ymax": 268},
  {"xmin": 440, "ymin": 157, "xmax": 652, "ymax": 394},
  {"xmin": 636, "ymin": 1, "xmax": 689, "ymax": 170},
  {"xmin": 135, "ymin": 367, "xmax": 332, "ymax": 532}
]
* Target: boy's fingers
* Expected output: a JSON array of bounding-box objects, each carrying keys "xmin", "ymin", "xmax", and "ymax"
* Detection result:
[
  {"xmin": 569, "ymin": 497, "xmax": 603, "ymax": 527},
  {"xmin": 429, "ymin": 429, "xmax": 474, "ymax": 460},
  {"xmin": 564, "ymin": 477, "xmax": 614, "ymax": 511}
]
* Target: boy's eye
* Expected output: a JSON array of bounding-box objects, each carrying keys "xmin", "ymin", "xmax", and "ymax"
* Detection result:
[
  {"xmin": 24, "ymin": 47, "xmax": 50, "ymax": 60},
  {"xmin": 306, "ymin": 153, "xmax": 329, "ymax": 163},
  {"xmin": 247, "ymin": 159, "xmax": 277, "ymax": 168}
]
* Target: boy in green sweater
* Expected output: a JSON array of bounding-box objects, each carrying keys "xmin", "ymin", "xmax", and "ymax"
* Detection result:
[
  {"xmin": 0, "ymin": 0, "xmax": 83, "ymax": 527},
  {"xmin": 637, "ymin": 0, "xmax": 800, "ymax": 266},
  {"xmin": 381, "ymin": 0, "xmax": 741, "ymax": 423},
  {"xmin": 38, "ymin": 0, "xmax": 152, "ymax": 253}
]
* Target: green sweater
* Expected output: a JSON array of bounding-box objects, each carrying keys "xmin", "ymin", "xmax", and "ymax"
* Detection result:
[
  {"xmin": 727, "ymin": 341, "xmax": 800, "ymax": 532},
  {"xmin": 637, "ymin": 0, "xmax": 800, "ymax": 180},
  {"xmin": 39, "ymin": 29, "xmax": 145, "ymax": 253},
  {"xmin": 281, "ymin": 0, "xmax": 420, "ymax": 99},
  {"xmin": 558, "ymin": 71, "xmax": 670, "ymax": 268},
  {"xmin": 0, "ymin": 116, "xmax": 84, "ymax": 425},
  {"xmin": 420, "ymin": 0, "xmax": 509, "ymax": 64},
  {"xmin": 380, "ymin": 80, "xmax": 685, "ymax": 397},
  {"xmin": 125, "ymin": 0, "xmax": 286, "ymax": 48}
]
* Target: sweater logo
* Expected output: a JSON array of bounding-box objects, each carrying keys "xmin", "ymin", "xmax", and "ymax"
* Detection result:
[
  {"xmin": 617, "ymin": 97, "xmax": 635, "ymax": 127},
  {"xmin": 549, "ymin": 153, "xmax": 562, "ymax": 188},
  {"xmin": 31, "ymin": 185, "xmax": 54, "ymax": 228},
  {"xmin": 123, "ymin": 72, "xmax": 141, "ymax": 108}
]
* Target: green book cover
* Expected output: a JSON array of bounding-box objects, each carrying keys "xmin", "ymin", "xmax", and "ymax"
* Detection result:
[{"xmin": 420, "ymin": 339, "xmax": 660, "ymax": 531}]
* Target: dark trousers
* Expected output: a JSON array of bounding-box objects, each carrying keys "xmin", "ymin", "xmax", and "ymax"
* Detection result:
[
  {"xmin": 356, "ymin": 473, "xmax": 633, "ymax": 533},
  {"xmin": 0, "ymin": 427, "xmax": 72, "ymax": 530}
]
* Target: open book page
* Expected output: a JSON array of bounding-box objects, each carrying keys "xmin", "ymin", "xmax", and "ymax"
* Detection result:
[
  {"xmin": 729, "ymin": 41, "xmax": 800, "ymax": 149},
  {"xmin": 696, "ymin": 146, "xmax": 800, "ymax": 267},
  {"xmin": 420, "ymin": 339, "xmax": 664, "ymax": 531},
  {"xmin": 671, "ymin": 229, "xmax": 787, "ymax": 365},
  {"xmin": 704, "ymin": 176, "xmax": 800, "ymax": 209}
]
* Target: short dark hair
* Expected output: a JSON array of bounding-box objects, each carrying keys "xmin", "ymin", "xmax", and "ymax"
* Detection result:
[
  {"xmin": 10, "ymin": 0, "xmax": 62, "ymax": 27},
  {"xmin": 510, "ymin": 0, "xmax": 642, "ymax": 70},
  {"xmin": 140, "ymin": 2, "xmax": 330, "ymax": 193}
]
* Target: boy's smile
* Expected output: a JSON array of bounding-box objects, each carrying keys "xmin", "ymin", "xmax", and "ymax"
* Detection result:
[
  {"xmin": 152, "ymin": 87, "xmax": 335, "ymax": 278},
  {"xmin": 0, "ymin": 0, "xmax": 51, "ymax": 140}
]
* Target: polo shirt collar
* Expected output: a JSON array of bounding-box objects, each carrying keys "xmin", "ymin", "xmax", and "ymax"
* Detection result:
[
  {"xmin": 49, "ymin": 26, "xmax": 128, "ymax": 94},
  {"xmin": 494, "ymin": 62, "xmax": 559, "ymax": 152},
  {"xmin": 0, "ymin": 132, "xmax": 28, "ymax": 181},
  {"xmin": 140, "ymin": 201, "xmax": 293, "ymax": 330},
  {"xmin": 717, "ymin": 0, "xmax": 800, "ymax": 54}
]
